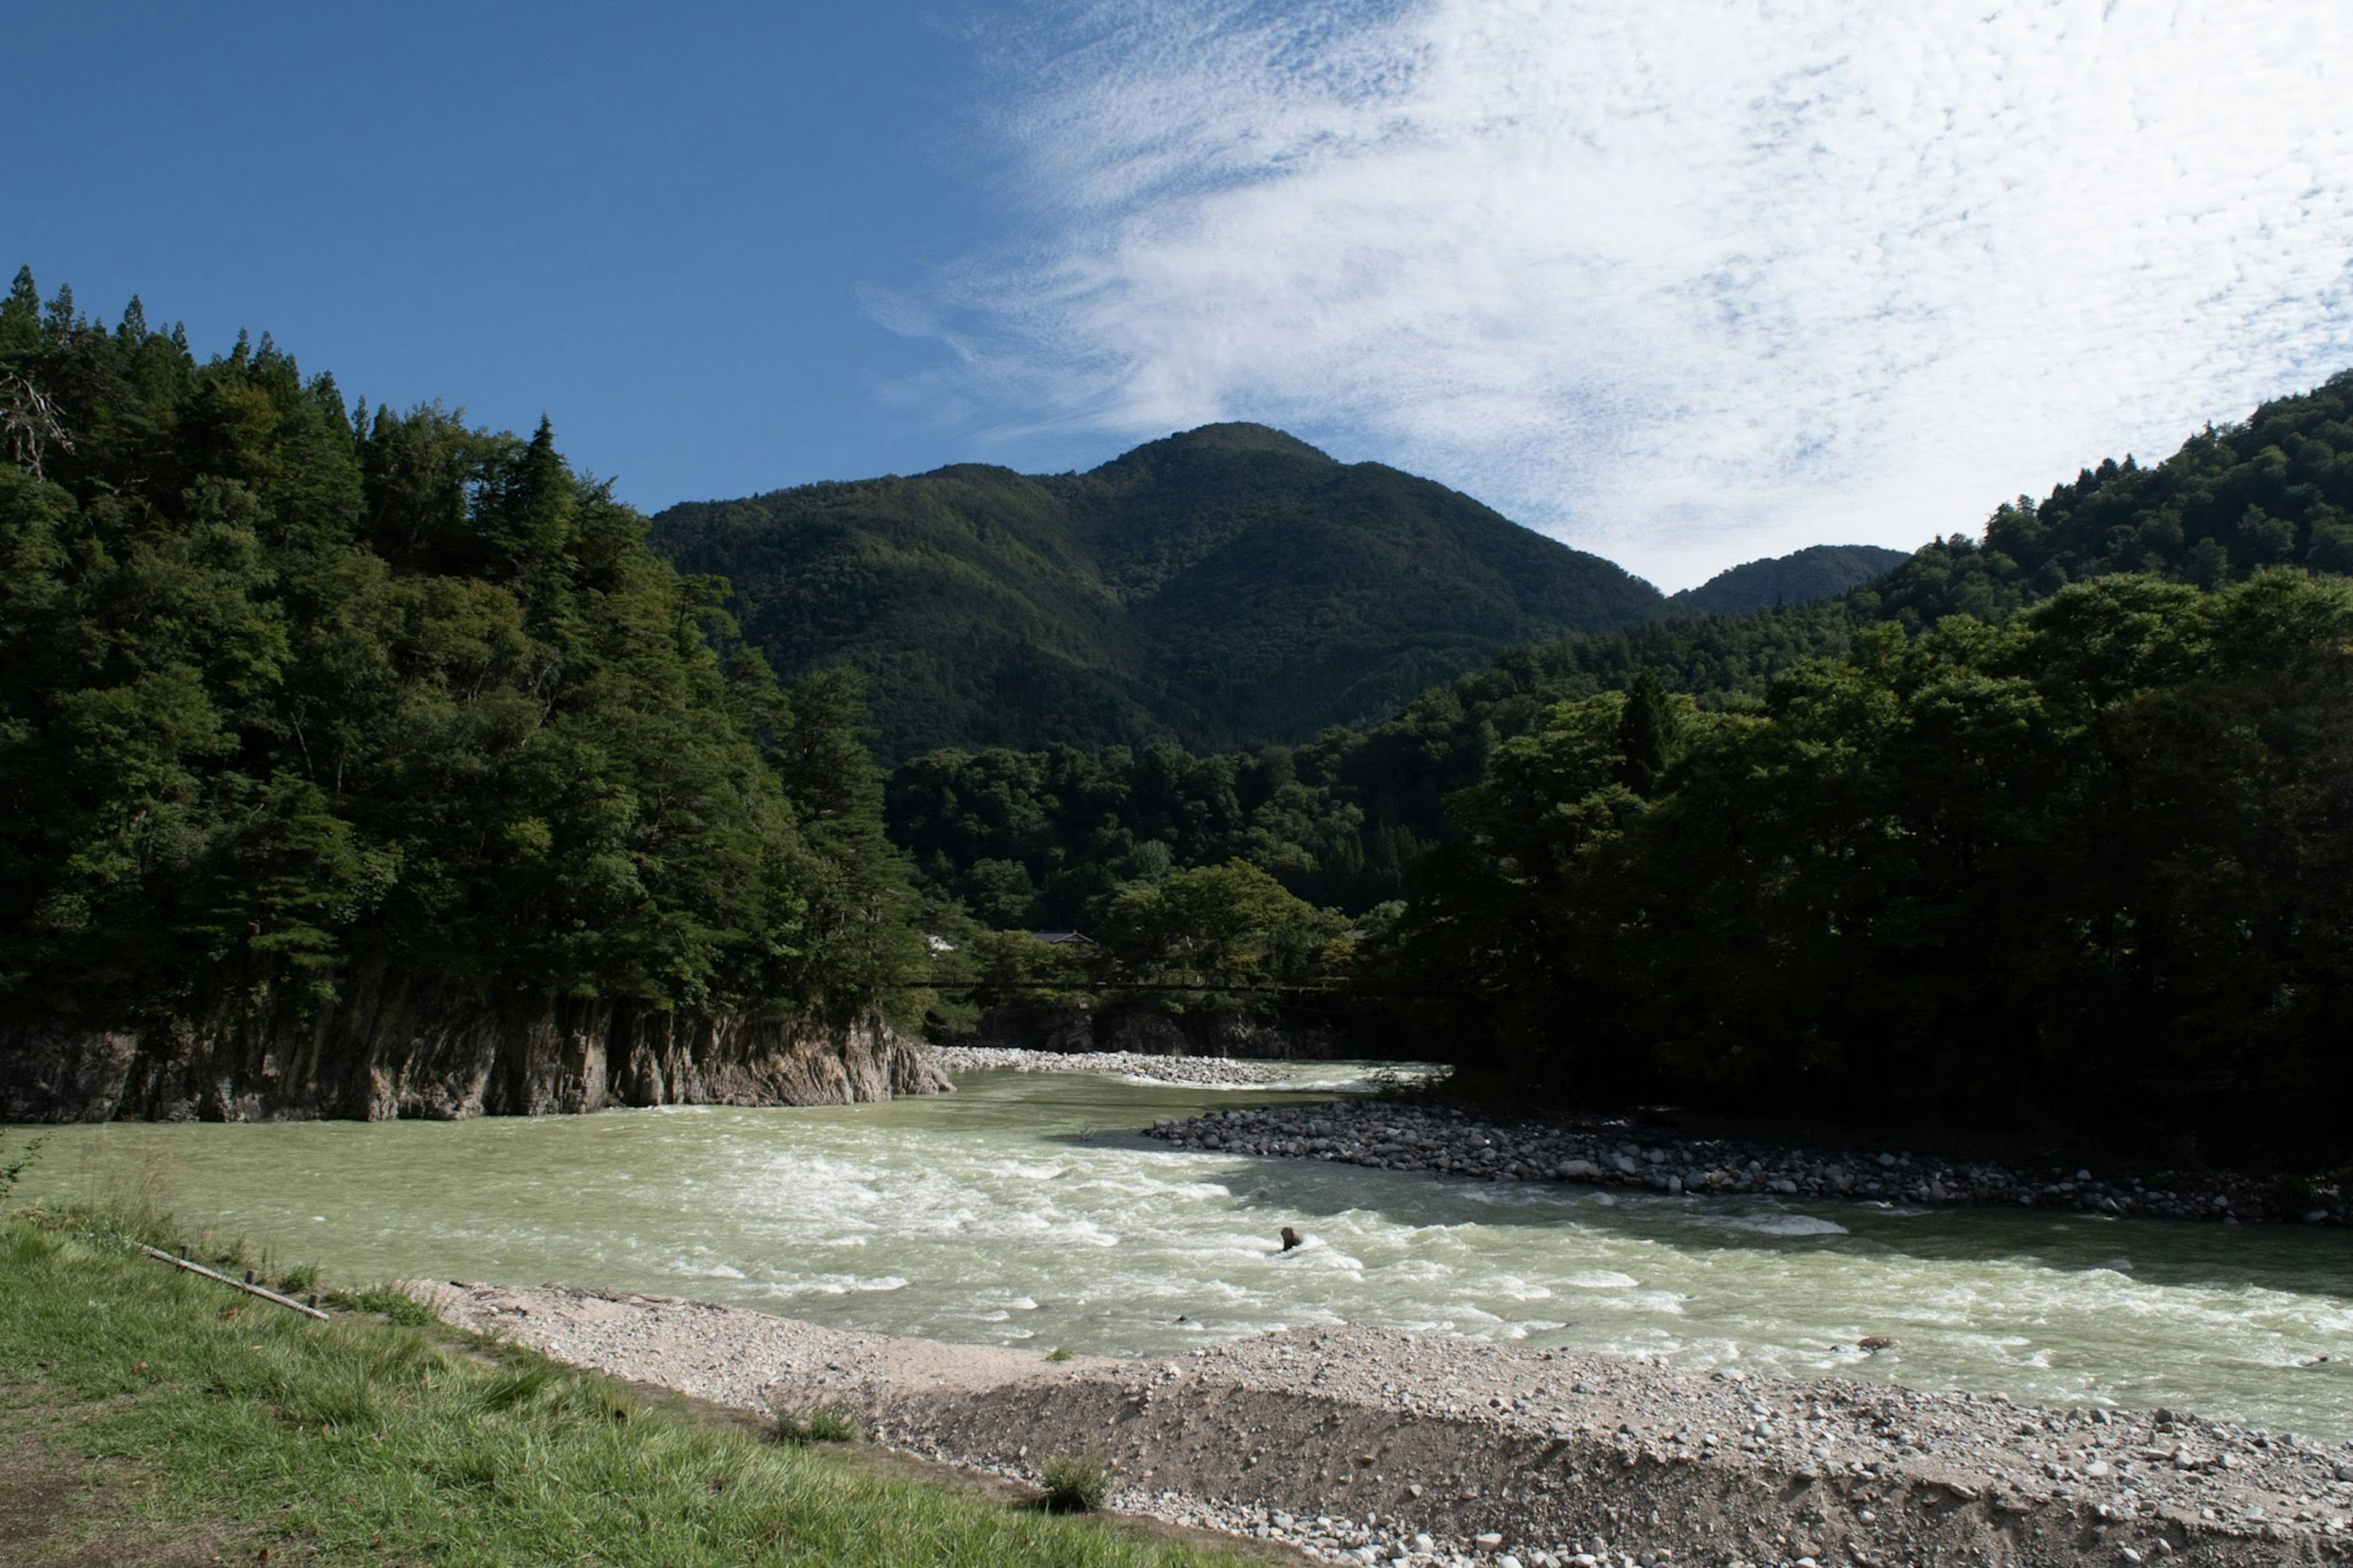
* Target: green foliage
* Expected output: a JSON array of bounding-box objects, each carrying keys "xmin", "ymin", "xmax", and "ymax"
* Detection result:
[
  {"xmin": 890, "ymin": 740, "xmax": 1384, "ymax": 922},
  {"xmin": 0, "ymin": 272, "xmax": 915, "ymax": 1039},
  {"xmin": 325, "ymin": 1286, "xmax": 437, "ymax": 1326},
  {"xmin": 1099, "ymin": 863, "xmax": 1349, "ymax": 1005},
  {"xmin": 1393, "ymin": 571, "xmax": 2353, "ymax": 1151},
  {"xmin": 1039, "ymin": 1450, "xmax": 1118, "ymax": 1513},
  {"xmin": 772, "ymin": 1404, "xmax": 862, "ymax": 1444},
  {"xmin": 651, "ymin": 423, "xmax": 1665, "ymax": 762}
]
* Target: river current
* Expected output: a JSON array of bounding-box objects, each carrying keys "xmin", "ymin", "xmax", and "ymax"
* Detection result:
[{"xmin": 15, "ymin": 1066, "xmax": 2353, "ymax": 1437}]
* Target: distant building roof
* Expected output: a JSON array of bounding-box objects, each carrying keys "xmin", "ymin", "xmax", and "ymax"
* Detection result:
[{"xmin": 1026, "ymin": 930, "xmax": 1095, "ymax": 945}]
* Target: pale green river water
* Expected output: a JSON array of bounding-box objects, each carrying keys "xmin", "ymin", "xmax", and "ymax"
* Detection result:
[{"xmin": 13, "ymin": 1067, "xmax": 2353, "ymax": 1437}]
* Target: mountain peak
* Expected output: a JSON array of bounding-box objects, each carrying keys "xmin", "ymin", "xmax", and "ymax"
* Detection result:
[
  {"xmin": 1671, "ymin": 543, "xmax": 1909, "ymax": 615},
  {"xmin": 1106, "ymin": 422, "xmax": 1335, "ymax": 468}
]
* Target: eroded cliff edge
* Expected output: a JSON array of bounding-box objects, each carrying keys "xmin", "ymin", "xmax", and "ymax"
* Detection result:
[{"xmin": 0, "ymin": 970, "xmax": 949, "ymax": 1122}]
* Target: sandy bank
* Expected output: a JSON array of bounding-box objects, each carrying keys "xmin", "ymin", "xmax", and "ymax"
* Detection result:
[{"xmin": 420, "ymin": 1282, "xmax": 2353, "ymax": 1568}]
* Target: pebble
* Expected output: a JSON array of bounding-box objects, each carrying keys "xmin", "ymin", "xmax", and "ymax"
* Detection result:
[
  {"xmin": 425, "ymin": 1279, "xmax": 2353, "ymax": 1568},
  {"xmin": 1143, "ymin": 1100, "xmax": 2347, "ymax": 1225},
  {"xmin": 926, "ymin": 1044, "xmax": 1286, "ymax": 1088}
]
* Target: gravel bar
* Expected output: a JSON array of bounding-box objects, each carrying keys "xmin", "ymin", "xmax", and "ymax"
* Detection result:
[
  {"xmin": 420, "ymin": 1282, "xmax": 2353, "ymax": 1567},
  {"xmin": 1145, "ymin": 1102, "xmax": 2350, "ymax": 1226},
  {"xmin": 927, "ymin": 1044, "xmax": 1290, "ymax": 1088}
]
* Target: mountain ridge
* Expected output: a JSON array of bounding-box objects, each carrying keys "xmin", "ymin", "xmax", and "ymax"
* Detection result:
[
  {"xmin": 651, "ymin": 425, "xmax": 1893, "ymax": 759},
  {"xmin": 653, "ymin": 424, "xmax": 1660, "ymax": 758}
]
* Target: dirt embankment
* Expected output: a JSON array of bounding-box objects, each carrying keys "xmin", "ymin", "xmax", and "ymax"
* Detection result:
[{"xmin": 421, "ymin": 1283, "xmax": 2353, "ymax": 1568}]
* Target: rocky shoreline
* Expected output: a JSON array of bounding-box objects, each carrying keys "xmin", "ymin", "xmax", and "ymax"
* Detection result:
[
  {"xmin": 420, "ymin": 1282, "xmax": 2353, "ymax": 1567},
  {"xmin": 1145, "ymin": 1101, "xmax": 2350, "ymax": 1226},
  {"xmin": 926, "ymin": 1043, "xmax": 1292, "ymax": 1088}
]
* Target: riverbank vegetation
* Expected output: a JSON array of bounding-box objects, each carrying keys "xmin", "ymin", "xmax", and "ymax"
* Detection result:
[
  {"xmin": 0, "ymin": 1206, "xmax": 1254, "ymax": 1566},
  {"xmin": 0, "ymin": 270, "xmax": 916, "ymax": 1069},
  {"xmin": 1388, "ymin": 569, "xmax": 2353, "ymax": 1154}
]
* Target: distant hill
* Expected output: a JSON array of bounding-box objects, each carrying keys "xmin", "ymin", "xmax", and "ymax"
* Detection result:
[
  {"xmin": 651, "ymin": 424, "xmax": 1667, "ymax": 759},
  {"xmin": 1669, "ymin": 543, "xmax": 1909, "ymax": 615}
]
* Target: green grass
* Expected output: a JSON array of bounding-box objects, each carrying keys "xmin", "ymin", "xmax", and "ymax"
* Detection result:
[
  {"xmin": 0, "ymin": 1211, "xmax": 1255, "ymax": 1566},
  {"xmin": 771, "ymin": 1404, "xmax": 861, "ymax": 1445}
]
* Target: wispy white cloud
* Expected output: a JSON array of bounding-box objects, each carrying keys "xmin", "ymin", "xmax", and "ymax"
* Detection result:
[{"xmin": 892, "ymin": 0, "xmax": 2353, "ymax": 588}]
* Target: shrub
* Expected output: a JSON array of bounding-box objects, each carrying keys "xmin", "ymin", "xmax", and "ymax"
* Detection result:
[{"xmin": 1039, "ymin": 1451, "xmax": 1116, "ymax": 1513}]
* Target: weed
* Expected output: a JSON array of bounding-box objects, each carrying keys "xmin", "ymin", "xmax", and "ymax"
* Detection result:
[
  {"xmin": 324, "ymin": 1286, "xmax": 435, "ymax": 1326},
  {"xmin": 0, "ymin": 1129, "xmax": 42, "ymax": 1202},
  {"xmin": 772, "ymin": 1404, "xmax": 861, "ymax": 1444},
  {"xmin": 1045, "ymin": 1346, "xmax": 1075, "ymax": 1363},
  {"xmin": 1040, "ymin": 1450, "xmax": 1117, "ymax": 1513}
]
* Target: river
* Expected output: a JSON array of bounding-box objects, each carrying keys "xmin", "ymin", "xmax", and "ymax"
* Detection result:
[{"xmin": 13, "ymin": 1065, "xmax": 2353, "ymax": 1438}]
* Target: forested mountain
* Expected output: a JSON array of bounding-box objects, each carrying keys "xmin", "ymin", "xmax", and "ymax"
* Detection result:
[
  {"xmin": 887, "ymin": 371, "xmax": 2353, "ymax": 955},
  {"xmin": 1667, "ymin": 543, "xmax": 1908, "ymax": 614},
  {"xmin": 889, "ymin": 373, "xmax": 2353, "ymax": 1149},
  {"xmin": 650, "ymin": 424, "xmax": 1665, "ymax": 760},
  {"xmin": 0, "ymin": 271, "xmax": 923, "ymax": 1119}
]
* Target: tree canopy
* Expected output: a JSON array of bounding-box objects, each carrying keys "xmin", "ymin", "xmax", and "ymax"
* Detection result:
[{"xmin": 0, "ymin": 271, "xmax": 915, "ymax": 1035}]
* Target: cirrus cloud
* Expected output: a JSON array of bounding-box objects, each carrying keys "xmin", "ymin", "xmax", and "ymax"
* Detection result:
[{"xmin": 893, "ymin": 0, "xmax": 2353, "ymax": 588}]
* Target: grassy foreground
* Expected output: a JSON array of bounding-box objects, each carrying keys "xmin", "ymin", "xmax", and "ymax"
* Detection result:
[{"xmin": 0, "ymin": 1213, "xmax": 1252, "ymax": 1567}]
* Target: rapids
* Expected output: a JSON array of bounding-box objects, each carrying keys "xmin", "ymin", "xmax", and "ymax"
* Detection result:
[{"xmin": 14, "ymin": 1066, "xmax": 2353, "ymax": 1437}]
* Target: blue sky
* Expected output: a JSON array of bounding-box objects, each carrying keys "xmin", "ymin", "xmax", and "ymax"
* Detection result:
[{"xmin": 9, "ymin": 2, "xmax": 2351, "ymax": 588}]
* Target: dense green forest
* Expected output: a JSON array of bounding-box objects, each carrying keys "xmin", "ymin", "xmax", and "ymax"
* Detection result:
[
  {"xmin": 888, "ymin": 371, "xmax": 2353, "ymax": 937},
  {"xmin": 650, "ymin": 423, "xmax": 1666, "ymax": 760},
  {"xmin": 1394, "ymin": 571, "xmax": 2353, "ymax": 1152},
  {"xmin": 0, "ymin": 271, "xmax": 914, "ymax": 1042},
  {"xmin": 1665, "ymin": 543, "xmax": 1908, "ymax": 614}
]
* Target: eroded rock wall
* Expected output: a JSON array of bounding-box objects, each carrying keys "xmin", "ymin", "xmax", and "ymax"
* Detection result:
[{"xmin": 0, "ymin": 971, "xmax": 947, "ymax": 1122}]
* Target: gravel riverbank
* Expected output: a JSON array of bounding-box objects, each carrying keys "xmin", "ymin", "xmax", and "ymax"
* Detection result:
[
  {"xmin": 420, "ymin": 1283, "xmax": 2353, "ymax": 1568},
  {"xmin": 926, "ymin": 1044, "xmax": 1291, "ymax": 1088},
  {"xmin": 1146, "ymin": 1102, "xmax": 2350, "ymax": 1226}
]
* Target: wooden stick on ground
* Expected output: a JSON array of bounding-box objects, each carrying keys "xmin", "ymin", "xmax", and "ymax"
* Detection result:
[{"xmin": 140, "ymin": 1244, "xmax": 330, "ymax": 1320}]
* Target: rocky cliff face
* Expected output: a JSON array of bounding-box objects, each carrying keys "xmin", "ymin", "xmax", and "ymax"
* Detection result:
[{"xmin": 0, "ymin": 971, "xmax": 949, "ymax": 1122}]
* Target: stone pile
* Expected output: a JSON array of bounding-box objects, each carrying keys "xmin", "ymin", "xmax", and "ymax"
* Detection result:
[
  {"xmin": 1145, "ymin": 1102, "xmax": 2348, "ymax": 1225},
  {"xmin": 428, "ymin": 1284, "xmax": 2353, "ymax": 1568},
  {"xmin": 927, "ymin": 1043, "xmax": 1285, "ymax": 1088}
]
